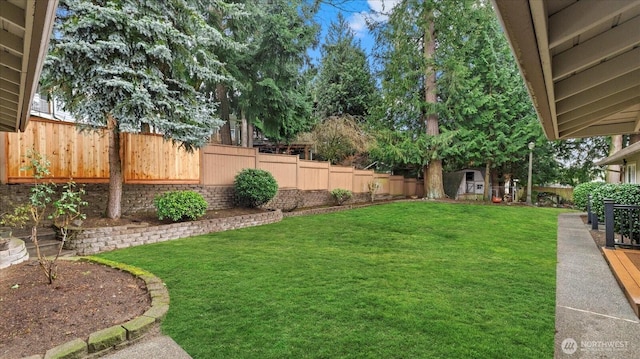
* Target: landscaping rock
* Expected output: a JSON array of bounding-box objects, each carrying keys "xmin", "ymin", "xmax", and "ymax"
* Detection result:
[
  {"xmin": 122, "ymin": 316, "xmax": 156, "ymax": 340},
  {"xmin": 87, "ymin": 325, "xmax": 127, "ymax": 353},
  {"xmin": 43, "ymin": 338, "xmax": 87, "ymax": 359}
]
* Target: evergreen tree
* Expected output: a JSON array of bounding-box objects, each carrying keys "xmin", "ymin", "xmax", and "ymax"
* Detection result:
[
  {"xmin": 438, "ymin": 2, "xmax": 543, "ymax": 199},
  {"xmin": 370, "ymin": 0, "xmax": 471, "ymax": 198},
  {"xmin": 315, "ymin": 13, "xmax": 376, "ymax": 119},
  {"xmin": 43, "ymin": 0, "xmax": 238, "ymax": 218},
  {"xmin": 210, "ymin": 0, "xmax": 319, "ymax": 147}
]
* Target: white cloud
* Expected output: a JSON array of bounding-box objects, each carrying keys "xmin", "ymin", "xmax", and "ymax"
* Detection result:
[
  {"xmin": 368, "ymin": 0, "xmax": 400, "ymax": 15},
  {"xmin": 349, "ymin": 13, "xmax": 368, "ymax": 37},
  {"xmin": 348, "ymin": 0, "xmax": 401, "ymax": 37}
]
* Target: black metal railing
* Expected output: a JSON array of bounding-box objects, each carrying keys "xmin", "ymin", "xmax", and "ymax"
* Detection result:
[
  {"xmin": 604, "ymin": 199, "xmax": 640, "ymax": 249},
  {"xmin": 587, "ymin": 194, "xmax": 599, "ymax": 230}
]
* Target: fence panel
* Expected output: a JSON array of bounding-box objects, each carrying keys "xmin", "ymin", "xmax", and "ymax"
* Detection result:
[
  {"xmin": 298, "ymin": 160, "xmax": 329, "ymax": 190},
  {"xmin": 123, "ymin": 133, "xmax": 199, "ymax": 183},
  {"xmin": 0, "ymin": 132, "xmax": 7, "ymax": 183},
  {"xmin": 258, "ymin": 153, "xmax": 298, "ymax": 188},
  {"xmin": 329, "ymin": 166, "xmax": 354, "ymax": 191},
  {"xmin": 404, "ymin": 178, "xmax": 417, "ymax": 197},
  {"xmin": 201, "ymin": 145, "xmax": 257, "ymax": 186},
  {"xmin": 390, "ymin": 176, "xmax": 405, "ymax": 196},
  {"xmin": 353, "ymin": 169, "xmax": 374, "ymax": 193},
  {"xmin": 374, "ymin": 173, "xmax": 390, "ymax": 195},
  {"xmin": 416, "ymin": 180, "xmax": 425, "ymax": 197},
  {"xmin": 6, "ymin": 118, "xmax": 110, "ymax": 182},
  {"xmin": 3, "ymin": 121, "xmax": 424, "ymax": 192}
]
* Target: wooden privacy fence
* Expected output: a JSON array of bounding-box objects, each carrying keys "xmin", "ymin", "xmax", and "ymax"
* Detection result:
[
  {"xmin": 201, "ymin": 145, "xmax": 410, "ymax": 195},
  {"xmin": 2, "ymin": 117, "xmax": 421, "ymax": 197},
  {"xmin": 2, "ymin": 117, "xmax": 199, "ymax": 184}
]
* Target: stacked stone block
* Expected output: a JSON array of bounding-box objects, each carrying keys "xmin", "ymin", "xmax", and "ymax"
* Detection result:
[{"xmin": 67, "ymin": 210, "xmax": 283, "ymax": 255}]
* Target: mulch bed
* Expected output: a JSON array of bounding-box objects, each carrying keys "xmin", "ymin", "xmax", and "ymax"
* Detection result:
[
  {"xmin": 581, "ymin": 214, "xmax": 606, "ymax": 247},
  {"xmin": 0, "ymin": 207, "xmax": 266, "ymax": 359},
  {"xmin": 0, "ymin": 260, "xmax": 150, "ymax": 359}
]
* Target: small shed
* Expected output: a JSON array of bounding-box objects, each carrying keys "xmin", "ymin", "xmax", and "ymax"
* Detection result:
[{"xmin": 444, "ymin": 169, "xmax": 490, "ymax": 201}]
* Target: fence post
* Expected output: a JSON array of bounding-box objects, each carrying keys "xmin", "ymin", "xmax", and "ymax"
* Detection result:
[
  {"xmin": 587, "ymin": 194, "xmax": 592, "ymax": 224},
  {"xmin": 604, "ymin": 199, "xmax": 615, "ymax": 249}
]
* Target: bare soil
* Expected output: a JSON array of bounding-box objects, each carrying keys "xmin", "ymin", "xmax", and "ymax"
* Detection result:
[
  {"xmin": 0, "ymin": 207, "xmax": 264, "ymax": 359},
  {"xmin": 0, "ymin": 260, "xmax": 149, "ymax": 359}
]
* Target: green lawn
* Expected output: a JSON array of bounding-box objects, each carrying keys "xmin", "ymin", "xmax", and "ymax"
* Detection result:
[{"xmin": 97, "ymin": 202, "xmax": 561, "ymax": 358}]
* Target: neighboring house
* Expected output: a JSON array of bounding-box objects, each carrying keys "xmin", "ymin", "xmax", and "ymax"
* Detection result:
[
  {"xmin": 596, "ymin": 142, "xmax": 640, "ymax": 184},
  {"xmin": 30, "ymin": 90, "xmax": 75, "ymax": 122}
]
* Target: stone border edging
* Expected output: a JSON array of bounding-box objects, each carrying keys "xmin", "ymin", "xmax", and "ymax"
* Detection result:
[
  {"xmin": 23, "ymin": 257, "xmax": 170, "ymax": 359},
  {"xmin": 0, "ymin": 238, "xmax": 29, "ymax": 269}
]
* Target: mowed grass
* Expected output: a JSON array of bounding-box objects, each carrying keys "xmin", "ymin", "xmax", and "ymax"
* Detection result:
[{"xmin": 97, "ymin": 201, "xmax": 561, "ymax": 358}]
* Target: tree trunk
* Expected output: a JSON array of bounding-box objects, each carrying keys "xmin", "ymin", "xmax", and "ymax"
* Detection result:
[
  {"xmin": 241, "ymin": 110, "xmax": 248, "ymax": 147},
  {"xmin": 248, "ymin": 123, "xmax": 254, "ymax": 147},
  {"xmin": 106, "ymin": 115, "xmax": 123, "ymax": 219},
  {"xmin": 141, "ymin": 123, "xmax": 151, "ymax": 133},
  {"xmin": 423, "ymin": 13, "xmax": 445, "ymax": 199},
  {"xmin": 216, "ymin": 84, "xmax": 232, "ymax": 145},
  {"xmin": 607, "ymin": 135, "xmax": 623, "ymax": 184},
  {"xmin": 483, "ymin": 161, "xmax": 491, "ymax": 201}
]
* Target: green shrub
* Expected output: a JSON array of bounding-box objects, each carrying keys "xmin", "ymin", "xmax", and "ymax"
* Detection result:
[
  {"xmin": 154, "ymin": 190, "xmax": 208, "ymax": 222},
  {"xmin": 591, "ymin": 183, "xmax": 640, "ymax": 226},
  {"xmin": 573, "ymin": 182, "xmax": 606, "ymax": 211},
  {"xmin": 589, "ymin": 183, "xmax": 640, "ymax": 241},
  {"xmin": 330, "ymin": 188, "xmax": 352, "ymax": 206},
  {"xmin": 234, "ymin": 169, "xmax": 278, "ymax": 208}
]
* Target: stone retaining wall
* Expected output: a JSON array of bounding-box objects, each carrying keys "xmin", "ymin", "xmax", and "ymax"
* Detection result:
[
  {"xmin": 283, "ymin": 197, "xmax": 407, "ymax": 218},
  {"xmin": 0, "ymin": 183, "xmax": 390, "ymax": 218},
  {"xmin": 67, "ymin": 210, "xmax": 283, "ymax": 255}
]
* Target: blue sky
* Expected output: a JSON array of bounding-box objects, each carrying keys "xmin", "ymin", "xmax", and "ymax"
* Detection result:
[{"xmin": 309, "ymin": 0, "xmax": 400, "ymax": 64}]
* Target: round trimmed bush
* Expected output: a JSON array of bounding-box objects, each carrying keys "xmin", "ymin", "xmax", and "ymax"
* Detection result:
[
  {"xmin": 154, "ymin": 190, "xmax": 208, "ymax": 222},
  {"xmin": 330, "ymin": 188, "xmax": 352, "ymax": 206},
  {"xmin": 234, "ymin": 169, "xmax": 278, "ymax": 208}
]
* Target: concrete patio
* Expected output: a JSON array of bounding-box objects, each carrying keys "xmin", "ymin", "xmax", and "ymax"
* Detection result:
[{"xmin": 555, "ymin": 213, "xmax": 640, "ymax": 358}]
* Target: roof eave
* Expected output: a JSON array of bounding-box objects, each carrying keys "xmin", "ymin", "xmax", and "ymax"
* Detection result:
[
  {"xmin": 491, "ymin": 0, "xmax": 557, "ymax": 140},
  {"xmin": 17, "ymin": 0, "xmax": 58, "ymax": 132}
]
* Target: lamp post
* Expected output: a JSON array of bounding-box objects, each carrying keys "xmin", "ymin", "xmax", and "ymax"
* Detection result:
[{"xmin": 526, "ymin": 142, "xmax": 535, "ymax": 205}]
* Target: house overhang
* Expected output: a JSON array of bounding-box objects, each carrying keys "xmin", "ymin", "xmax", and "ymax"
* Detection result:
[
  {"xmin": 596, "ymin": 141, "xmax": 640, "ymax": 166},
  {"xmin": 492, "ymin": 0, "xmax": 640, "ymax": 140},
  {"xmin": 0, "ymin": 0, "xmax": 58, "ymax": 133}
]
